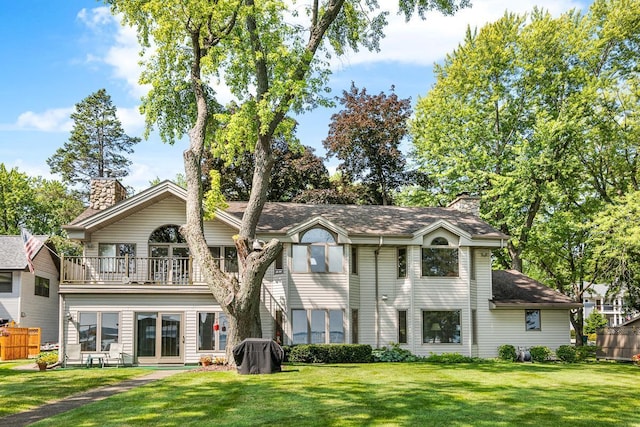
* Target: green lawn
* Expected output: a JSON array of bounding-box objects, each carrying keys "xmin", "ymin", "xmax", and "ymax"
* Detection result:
[
  {"xmin": 0, "ymin": 360, "xmax": 150, "ymax": 417},
  {"xmin": 2, "ymin": 361, "xmax": 638, "ymax": 426}
]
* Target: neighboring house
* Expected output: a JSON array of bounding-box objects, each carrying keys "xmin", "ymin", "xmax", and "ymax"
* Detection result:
[
  {"xmin": 59, "ymin": 178, "xmax": 579, "ymax": 365},
  {"xmin": 0, "ymin": 235, "xmax": 60, "ymax": 343},
  {"xmin": 583, "ymin": 284, "xmax": 636, "ymax": 326}
]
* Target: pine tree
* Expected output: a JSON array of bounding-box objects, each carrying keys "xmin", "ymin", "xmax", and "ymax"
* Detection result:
[{"xmin": 47, "ymin": 89, "xmax": 140, "ymax": 194}]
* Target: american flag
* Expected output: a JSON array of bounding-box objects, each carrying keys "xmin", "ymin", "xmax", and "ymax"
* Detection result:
[{"xmin": 21, "ymin": 228, "xmax": 42, "ymax": 274}]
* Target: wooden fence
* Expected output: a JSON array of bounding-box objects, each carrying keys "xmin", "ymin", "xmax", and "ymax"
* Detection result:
[
  {"xmin": 0, "ymin": 327, "xmax": 41, "ymax": 360},
  {"xmin": 596, "ymin": 326, "xmax": 640, "ymax": 361}
]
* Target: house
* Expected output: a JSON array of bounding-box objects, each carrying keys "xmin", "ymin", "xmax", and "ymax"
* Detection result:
[
  {"xmin": 583, "ymin": 284, "xmax": 637, "ymax": 326},
  {"xmin": 0, "ymin": 235, "xmax": 60, "ymax": 344},
  {"xmin": 58, "ymin": 178, "xmax": 579, "ymax": 365}
]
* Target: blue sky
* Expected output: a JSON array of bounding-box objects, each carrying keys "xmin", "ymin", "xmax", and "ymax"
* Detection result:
[{"xmin": 1, "ymin": 0, "xmax": 588, "ymax": 192}]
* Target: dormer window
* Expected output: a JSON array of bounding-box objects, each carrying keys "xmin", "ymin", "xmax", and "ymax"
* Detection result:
[
  {"xmin": 422, "ymin": 237, "xmax": 459, "ymax": 277},
  {"xmin": 292, "ymin": 227, "xmax": 343, "ymax": 273}
]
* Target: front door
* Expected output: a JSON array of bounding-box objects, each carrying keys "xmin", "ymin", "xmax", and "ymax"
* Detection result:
[{"xmin": 136, "ymin": 312, "xmax": 183, "ymax": 364}]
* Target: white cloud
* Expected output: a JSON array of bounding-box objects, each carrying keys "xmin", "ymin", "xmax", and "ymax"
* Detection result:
[
  {"xmin": 336, "ymin": 0, "xmax": 586, "ymax": 68},
  {"xmin": 116, "ymin": 106, "xmax": 146, "ymax": 135},
  {"xmin": 14, "ymin": 108, "xmax": 74, "ymax": 132}
]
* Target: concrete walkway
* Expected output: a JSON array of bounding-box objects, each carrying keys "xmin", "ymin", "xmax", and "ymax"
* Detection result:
[{"xmin": 0, "ymin": 369, "xmax": 183, "ymax": 427}]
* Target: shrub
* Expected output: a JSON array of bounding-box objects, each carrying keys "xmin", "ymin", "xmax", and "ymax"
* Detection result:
[
  {"xmin": 498, "ymin": 344, "xmax": 517, "ymax": 362},
  {"xmin": 36, "ymin": 351, "xmax": 59, "ymax": 366},
  {"xmin": 288, "ymin": 344, "xmax": 372, "ymax": 363},
  {"xmin": 372, "ymin": 343, "xmax": 421, "ymax": 362},
  {"xmin": 425, "ymin": 352, "xmax": 480, "ymax": 363},
  {"xmin": 529, "ymin": 346, "xmax": 552, "ymax": 363},
  {"xmin": 576, "ymin": 345, "xmax": 598, "ymax": 361},
  {"xmin": 555, "ymin": 345, "xmax": 577, "ymax": 363}
]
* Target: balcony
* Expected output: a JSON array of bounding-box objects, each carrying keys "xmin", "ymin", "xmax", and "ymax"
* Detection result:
[{"xmin": 60, "ymin": 255, "xmax": 237, "ymax": 285}]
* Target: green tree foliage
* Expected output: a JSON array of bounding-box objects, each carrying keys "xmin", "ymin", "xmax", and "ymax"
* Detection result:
[
  {"xmin": 0, "ymin": 164, "xmax": 84, "ymax": 241},
  {"xmin": 410, "ymin": 0, "xmax": 640, "ymax": 344},
  {"xmin": 324, "ymin": 83, "xmax": 412, "ymax": 205},
  {"xmin": 47, "ymin": 89, "xmax": 141, "ymax": 195},
  {"xmin": 109, "ymin": 0, "xmax": 469, "ymax": 360},
  {"xmin": 590, "ymin": 191, "xmax": 640, "ymax": 311},
  {"xmin": 202, "ymin": 139, "xmax": 330, "ymax": 202},
  {"xmin": 0, "ymin": 164, "xmax": 36, "ymax": 234},
  {"xmin": 584, "ymin": 309, "xmax": 608, "ymax": 334}
]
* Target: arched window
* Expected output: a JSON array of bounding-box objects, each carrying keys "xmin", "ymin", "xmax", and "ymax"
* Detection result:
[
  {"xmin": 422, "ymin": 236, "xmax": 459, "ymax": 277},
  {"xmin": 149, "ymin": 225, "xmax": 186, "ymax": 243},
  {"xmin": 293, "ymin": 227, "xmax": 343, "ymax": 273}
]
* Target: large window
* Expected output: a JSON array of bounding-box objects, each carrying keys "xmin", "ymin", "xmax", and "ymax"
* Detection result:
[
  {"xmin": 422, "ymin": 310, "xmax": 461, "ymax": 344},
  {"xmin": 291, "ymin": 309, "xmax": 344, "ymax": 344},
  {"xmin": 79, "ymin": 312, "xmax": 119, "ymax": 351},
  {"xmin": 0, "ymin": 272, "xmax": 12, "ymax": 293},
  {"xmin": 525, "ymin": 309, "xmax": 541, "ymax": 331},
  {"xmin": 99, "ymin": 243, "xmax": 136, "ymax": 273},
  {"xmin": 198, "ymin": 312, "xmax": 229, "ymax": 351},
  {"xmin": 292, "ymin": 228, "xmax": 343, "ymax": 273},
  {"xmin": 34, "ymin": 276, "xmax": 49, "ymax": 297},
  {"xmin": 422, "ymin": 237, "xmax": 459, "ymax": 277}
]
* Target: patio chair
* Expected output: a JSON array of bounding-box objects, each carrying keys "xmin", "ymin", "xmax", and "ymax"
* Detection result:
[
  {"xmin": 64, "ymin": 343, "xmax": 83, "ymax": 367},
  {"xmin": 106, "ymin": 343, "xmax": 135, "ymax": 367},
  {"xmin": 106, "ymin": 343, "xmax": 124, "ymax": 367}
]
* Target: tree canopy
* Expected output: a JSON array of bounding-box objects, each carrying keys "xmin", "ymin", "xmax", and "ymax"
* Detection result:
[
  {"xmin": 409, "ymin": 0, "xmax": 640, "ymax": 340},
  {"xmin": 108, "ymin": 0, "xmax": 471, "ymax": 360},
  {"xmin": 47, "ymin": 89, "xmax": 141, "ymax": 196},
  {"xmin": 324, "ymin": 83, "xmax": 411, "ymax": 205},
  {"xmin": 0, "ymin": 163, "xmax": 84, "ymax": 238}
]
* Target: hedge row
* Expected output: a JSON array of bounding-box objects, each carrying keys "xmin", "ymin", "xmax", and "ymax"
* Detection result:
[{"xmin": 285, "ymin": 344, "xmax": 373, "ymax": 363}]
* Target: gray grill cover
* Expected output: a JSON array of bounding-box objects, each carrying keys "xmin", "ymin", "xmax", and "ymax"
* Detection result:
[{"xmin": 232, "ymin": 338, "xmax": 284, "ymax": 374}]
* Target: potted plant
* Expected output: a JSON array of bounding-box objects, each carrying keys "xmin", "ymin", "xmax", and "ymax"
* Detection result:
[
  {"xmin": 36, "ymin": 351, "xmax": 59, "ymax": 371},
  {"xmin": 199, "ymin": 355, "xmax": 213, "ymax": 366}
]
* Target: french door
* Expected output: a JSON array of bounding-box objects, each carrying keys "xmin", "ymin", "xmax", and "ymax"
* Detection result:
[
  {"xmin": 136, "ymin": 312, "xmax": 183, "ymax": 364},
  {"xmin": 149, "ymin": 245, "xmax": 190, "ymax": 284}
]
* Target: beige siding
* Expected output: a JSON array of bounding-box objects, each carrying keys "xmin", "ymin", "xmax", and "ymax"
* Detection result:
[
  {"xmin": 63, "ymin": 293, "xmax": 222, "ymax": 364},
  {"xmin": 476, "ymin": 309, "xmax": 572, "ymax": 358},
  {"xmin": 21, "ymin": 250, "xmax": 60, "ymax": 343}
]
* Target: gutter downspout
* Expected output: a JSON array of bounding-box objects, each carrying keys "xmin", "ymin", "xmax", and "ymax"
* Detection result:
[{"xmin": 374, "ymin": 236, "xmax": 383, "ymax": 349}]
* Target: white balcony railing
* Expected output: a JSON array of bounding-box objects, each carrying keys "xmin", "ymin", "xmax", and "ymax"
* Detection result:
[{"xmin": 60, "ymin": 255, "xmax": 237, "ymax": 285}]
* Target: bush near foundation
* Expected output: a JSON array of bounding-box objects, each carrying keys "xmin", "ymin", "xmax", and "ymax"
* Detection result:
[
  {"xmin": 288, "ymin": 344, "xmax": 372, "ymax": 363},
  {"xmin": 529, "ymin": 346, "xmax": 552, "ymax": 362}
]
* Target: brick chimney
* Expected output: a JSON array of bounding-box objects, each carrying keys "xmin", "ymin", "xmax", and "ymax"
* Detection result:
[
  {"xmin": 448, "ymin": 193, "xmax": 481, "ymax": 216},
  {"xmin": 89, "ymin": 178, "xmax": 127, "ymax": 210}
]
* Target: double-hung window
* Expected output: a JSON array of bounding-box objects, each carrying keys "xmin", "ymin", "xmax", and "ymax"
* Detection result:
[
  {"xmin": 198, "ymin": 312, "xmax": 229, "ymax": 351},
  {"xmin": 78, "ymin": 312, "xmax": 120, "ymax": 351},
  {"xmin": 34, "ymin": 276, "xmax": 49, "ymax": 297},
  {"xmin": 0, "ymin": 272, "xmax": 12, "ymax": 293},
  {"xmin": 422, "ymin": 237, "xmax": 459, "ymax": 277},
  {"xmin": 292, "ymin": 228, "xmax": 343, "ymax": 273},
  {"xmin": 209, "ymin": 246, "xmax": 239, "ymax": 273},
  {"xmin": 292, "ymin": 309, "xmax": 345, "ymax": 344}
]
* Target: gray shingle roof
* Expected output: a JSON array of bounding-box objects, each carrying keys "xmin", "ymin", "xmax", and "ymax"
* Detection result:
[
  {"xmin": 0, "ymin": 235, "xmax": 48, "ymax": 270},
  {"xmin": 491, "ymin": 270, "xmax": 581, "ymax": 308},
  {"xmin": 224, "ymin": 202, "xmax": 507, "ymax": 238}
]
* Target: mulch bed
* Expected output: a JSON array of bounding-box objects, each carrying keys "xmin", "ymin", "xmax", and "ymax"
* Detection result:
[{"xmin": 191, "ymin": 364, "xmax": 236, "ymax": 372}]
